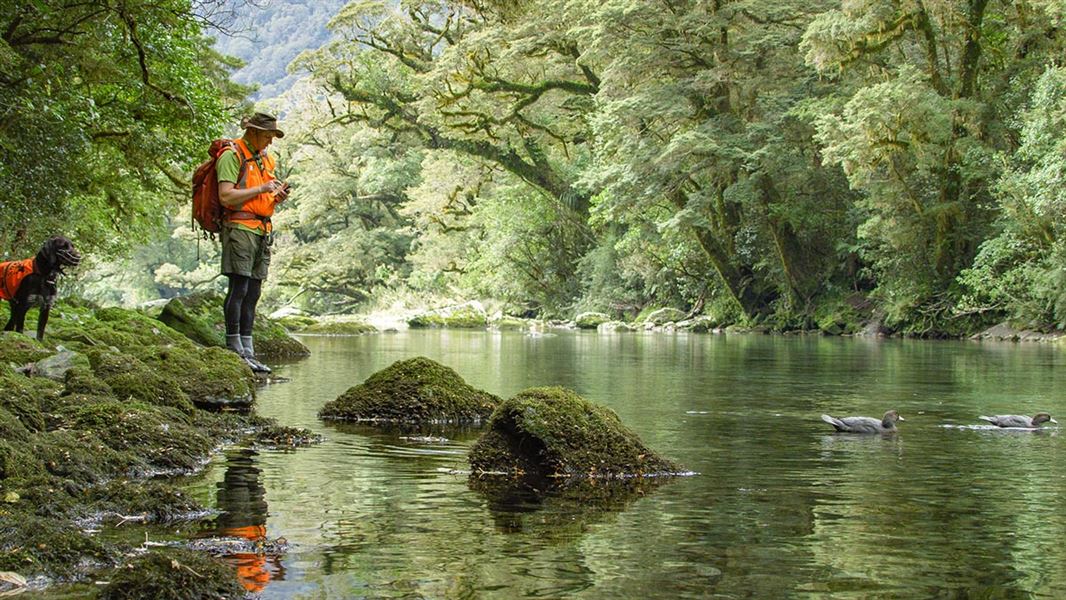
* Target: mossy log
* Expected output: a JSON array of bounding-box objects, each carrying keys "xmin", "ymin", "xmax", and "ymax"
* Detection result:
[
  {"xmin": 469, "ymin": 387, "xmax": 681, "ymax": 480},
  {"xmin": 319, "ymin": 357, "xmax": 500, "ymax": 424}
]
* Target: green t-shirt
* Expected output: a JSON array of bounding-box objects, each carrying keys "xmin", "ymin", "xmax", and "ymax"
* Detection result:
[{"xmin": 216, "ymin": 145, "xmax": 272, "ymax": 236}]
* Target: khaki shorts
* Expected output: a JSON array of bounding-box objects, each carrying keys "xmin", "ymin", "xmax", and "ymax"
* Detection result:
[{"xmin": 221, "ymin": 224, "xmax": 271, "ymax": 279}]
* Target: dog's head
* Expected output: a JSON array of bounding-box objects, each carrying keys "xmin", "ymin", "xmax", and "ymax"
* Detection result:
[{"xmin": 35, "ymin": 236, "xmax": 82, "ymax": 274}]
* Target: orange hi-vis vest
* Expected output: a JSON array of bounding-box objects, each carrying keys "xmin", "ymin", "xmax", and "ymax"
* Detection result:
[
  {"xmin": 0, "ymin": 258, "xmax": 35, "ymax": 301},
  {"xmin": 227, "ymin": 138, "xmax": 278, "ymax": 233}
]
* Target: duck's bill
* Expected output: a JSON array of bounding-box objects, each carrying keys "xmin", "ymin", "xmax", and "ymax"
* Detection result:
[
  {"xmin": 1051, "ymin": 418, "xmax": 1059, "ymax": 424},
  {"xmin": 897, "ymin": 416, "xmax": 905, "ymax": 421}
]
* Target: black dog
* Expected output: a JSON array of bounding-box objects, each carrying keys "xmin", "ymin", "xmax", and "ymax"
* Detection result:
[{"xmin": 1, "ymin": 236, "xmax": 81, "ymax": 341}]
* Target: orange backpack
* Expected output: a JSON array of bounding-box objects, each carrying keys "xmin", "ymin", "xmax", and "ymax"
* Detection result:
[{"xmin": 191, "ymin": 139, "xmax": 246, "ymax": 234}]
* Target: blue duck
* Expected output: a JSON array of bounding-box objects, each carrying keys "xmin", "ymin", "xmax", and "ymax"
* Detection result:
[
  {"xmin": 978, "ymin": 413, "xmax": 1057, "ymax": 428},
  {"xmin": 821, "ymin": 410, "xmax": 904, "ymax": 433}
]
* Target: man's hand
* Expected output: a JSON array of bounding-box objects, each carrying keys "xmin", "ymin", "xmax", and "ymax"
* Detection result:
[{"xmin": 272, "ymin": 181, "xmax": 291, "ymax": 203}]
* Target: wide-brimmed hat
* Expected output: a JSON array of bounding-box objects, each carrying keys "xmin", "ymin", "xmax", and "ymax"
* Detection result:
[{"xmin": 241, "ymin": 112, "xmax": 284, "ymax": 138}]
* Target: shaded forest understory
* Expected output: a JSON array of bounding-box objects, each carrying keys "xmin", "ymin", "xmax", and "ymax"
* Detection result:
[{"xmin": 3, "ymin": 0, "xmax": 1066, "ymax": 338}]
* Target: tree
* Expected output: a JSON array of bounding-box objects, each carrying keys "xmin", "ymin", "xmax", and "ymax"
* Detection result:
[{"xmin": 0, "ymin": 0, "xmax": 245, "ymax": 257}]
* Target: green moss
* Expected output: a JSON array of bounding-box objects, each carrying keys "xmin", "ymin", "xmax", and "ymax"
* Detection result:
[
  {"xmin": 491, "ymin": 317, "xmax": 529, "ymax": 331},
  {"xmin": 300, "ymin": 320, "xmax": 377, "ymax": 335},
  {"xmin": 88, "ymin": 480, "xmax": 205, "ymax": 523},
  {"xmin": 0, "ymin": 439, "xmax": 43, "ymax": 481},
  {"xmin": 255, "ymin": 425, "xmax": 323, "ymax": 448},
  {"xmin": 157, "ymin": 292, "xmax": 310, "ymax": 357},
  {"xmin": 63, "ymin": 365, "xmax": 114, "ymax": 396},
  {"xmin": 319, "ymin": 357, "xmax": 500, "ymax": 424},
  {"xmin": 140, "ymin": 346, "xmax": 254, "ymax": 410},
  {"xmin": 101, "ymin": 548, "xmax": 244, "ymax": 600},
  {"xmin": 408, "ymin": 306, "xmax": 489, "ymax": 329},
  {"xmin": 0, "ymin": 372, "xmax": 58, "ymax": 433},
  {"xmin": 48, "ymin": 399, "xmax": 213, "ymax": 474},
  {"xmin": 157, "ymin": 294, "xmax": 226, "ymax": 347},
  {"xmin": 469, "ymin": 387, "xmax": 681, "ymax": 480},
  {"xmin": 31, "ymin": 430, "xmax": 142, "ymax": 486},
  {"xmin": 574, "ymin": 312, "xmax": 610, "ymax": 329},
  {"xmin": 86, "ymin": 348, "xmax": 194, "ymax": 412},
  {"xmin": 276, "ymin": 315, "xmax": 318, "ymax": 331},
  {"xmin": 0, "ymin": 512, "xmax": 111, "ymax": 575},
  {"xmin": 0, "ymin": 331, "xmax": 52, "ymax": 367},
  {"xmin": 636, "ymin": 307, "xmax": 687, "ymax": 325},
  {"xmin": 0, "ymin": 408, "xmax": 31, "ymax": 444}
]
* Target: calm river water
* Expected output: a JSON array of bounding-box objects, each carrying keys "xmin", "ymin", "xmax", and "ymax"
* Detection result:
[{"xmin": 192, "ymin": 331, "xmax": 1066, "ymax": 599}]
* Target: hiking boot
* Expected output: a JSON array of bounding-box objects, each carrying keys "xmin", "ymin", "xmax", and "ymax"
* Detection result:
[{"xmin": 242, "ymin": 352, "xmax": 272, "ymax": 374}]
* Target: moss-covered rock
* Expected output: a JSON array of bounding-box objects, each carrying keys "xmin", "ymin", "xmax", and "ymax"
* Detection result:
[
  {"xmin": 638, "ymin": 307, "xmax": 687, "ymax": 325},
  {"xmin": 300, "ymin": 319, "xmax": 377, "ymax": 335},
  {"xmin": 490, "ymin": 316, "xmax": 531, "ymax": 331},
  {"xmin": 86, "ymin": 348, "xmax": 195, "ymax": 413},
  {"xmin": 0, "ymin": 331, "xmax": 51, "ymax": 368},
  {"xmin": 254, "ymin": 425, "xmax": 323, "ymax": 448},
  {"xmin": 101, "ymin": 548, "xmax": 244, "ymax": 600},
  {"xmin": 469, "ymin": 387, "xmax": 681, "ymax": 480},
  {"xmin": 408, "ymin": 304, "xmax": 489, "ymax": 329},
  {"xmin": 0, "ymin": 512, "xmax": 111, "ymax": 575},
  {"xmin": 275, "ymin": 314, "xmax": 318, "ymax": 331},
  {"xmin": 319, "ymin": 357, "xmax": 500, "ymax": 424},
  {"xmin": 158, "ymin": 292, "xmax": 310, "ymax": 357},
  {"xmin": 574, "ymin": 311, "xmax": 610, "ymax": 329},
  {"xmin": 141, "ymin": 346, "xmax": 254, "ymax": 411},
  {"xmin": 597, "ymin": 320, "xmax": 635, "ymax": 333}
]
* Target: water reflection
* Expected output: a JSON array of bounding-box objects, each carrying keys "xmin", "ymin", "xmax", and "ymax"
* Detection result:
[
  {"xmin": 206, "ymin": 449, "xmax": 284, "ymax": 593},
  {"xmin": 182, "ymin": 332, "xmax": 1066, "ymax": 598},
  {"xmin": 470, "ymin": 476, "xmax": 674, "ymax": 537}
]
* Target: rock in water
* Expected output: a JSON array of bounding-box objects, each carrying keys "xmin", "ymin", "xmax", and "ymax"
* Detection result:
[
  {"xmin": 318, "ymin": 357, "xmax": 500, "ymax": 424},
  {"xmin": 469, "ymin": 386, "xmax": 681, "ymax": 479}
]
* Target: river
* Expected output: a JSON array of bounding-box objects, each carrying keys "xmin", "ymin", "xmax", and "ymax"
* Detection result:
[{"xmin": 189, "ymin": 330, "xmax": 1066, "ymax": 598}]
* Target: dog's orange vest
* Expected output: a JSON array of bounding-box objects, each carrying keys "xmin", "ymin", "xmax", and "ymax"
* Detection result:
[
  {"xmin": 227, "ymin": 138, "xmax": 278, "ymax": 233},
  {"xmin": 0, "ymin": 258, "xmax": 34, "ymax": 301}
]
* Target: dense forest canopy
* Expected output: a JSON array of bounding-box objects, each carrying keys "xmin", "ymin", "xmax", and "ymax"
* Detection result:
[{"xmin": 2, "ymin": 0, "xmax": 1065, "ymax": 335}]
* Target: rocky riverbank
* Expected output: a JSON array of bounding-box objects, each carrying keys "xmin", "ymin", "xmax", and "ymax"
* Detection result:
[{"xmin": 0, "ymin": 299, "xmax": 317, "ymax": 596}]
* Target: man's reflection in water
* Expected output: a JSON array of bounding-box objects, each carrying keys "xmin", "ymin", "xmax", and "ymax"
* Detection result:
[{"xmin": 211, "ymin": 448, "xmax": 283, "ymax": 593}]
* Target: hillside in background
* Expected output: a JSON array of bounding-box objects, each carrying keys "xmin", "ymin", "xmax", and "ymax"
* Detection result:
[{"xmin": 212, "ymin": 0, "xmax": 348, "ymax": 99}]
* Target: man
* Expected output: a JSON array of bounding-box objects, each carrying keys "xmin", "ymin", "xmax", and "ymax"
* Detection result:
[{"xmin": 217, "ymin": 112, "xmax": 289, "ymax": 374}]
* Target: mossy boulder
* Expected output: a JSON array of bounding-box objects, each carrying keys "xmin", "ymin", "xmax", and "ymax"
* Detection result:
[
  {"xmin": 101, "ymin": 548, "xmax": 244, "ymax": 600},
  {"xmin": 408, "ymin": 303, "xmax": 489, "ymax": 329},
  {"xmin": 638, "ymin": 307, "xmax": 687, "ymax": 325},
  {"xmin": 0, "ymin": 331, "xmax": 51, "ymax": 368},
  {"xmin": 319, "ymin": 357, "xmax": 500, "ymax": 424},
  {"xmin": 469, "ymin": 387, "xmax": 681, "ymax": 480},
  {"xmin": 490, "ymin": 316, "xmax": 530, "ymax": 331},
  {"xmin": 574, "ymin": 312, "xmax": 610, "ymax": 329},
  {"xmin": 597, "ymin": 320, "xmax": 635, "ymax": 333},
  {"xmin": 158, "ymin": 292, "xmax": 310, "ymax": 357},
  {"xmin": 275, "ymin": 314, "xmax": 318, "ymax": 331},
  {"xmin": 300, "ymin": 319, "xmax": 377, "ymax": 335}
]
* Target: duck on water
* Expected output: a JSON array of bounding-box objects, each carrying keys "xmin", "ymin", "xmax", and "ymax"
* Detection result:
[
  {"xmin": 977, "ymin": 413, "xmax": 1058, "ymax": 428},
  {"xmin": 821, "ymin": 410, "xmax": 904, "ymax": 434}
]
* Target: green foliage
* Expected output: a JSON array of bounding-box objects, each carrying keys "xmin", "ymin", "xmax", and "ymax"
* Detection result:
[{"xmin": 0, "ymin": 0, "xmax": 240, "ymax": 258}]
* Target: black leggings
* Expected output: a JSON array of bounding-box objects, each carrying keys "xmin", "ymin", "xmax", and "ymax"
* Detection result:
[{"xmin": 224, "ymin": 274, "xmax": 262, "ymax": 336}]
